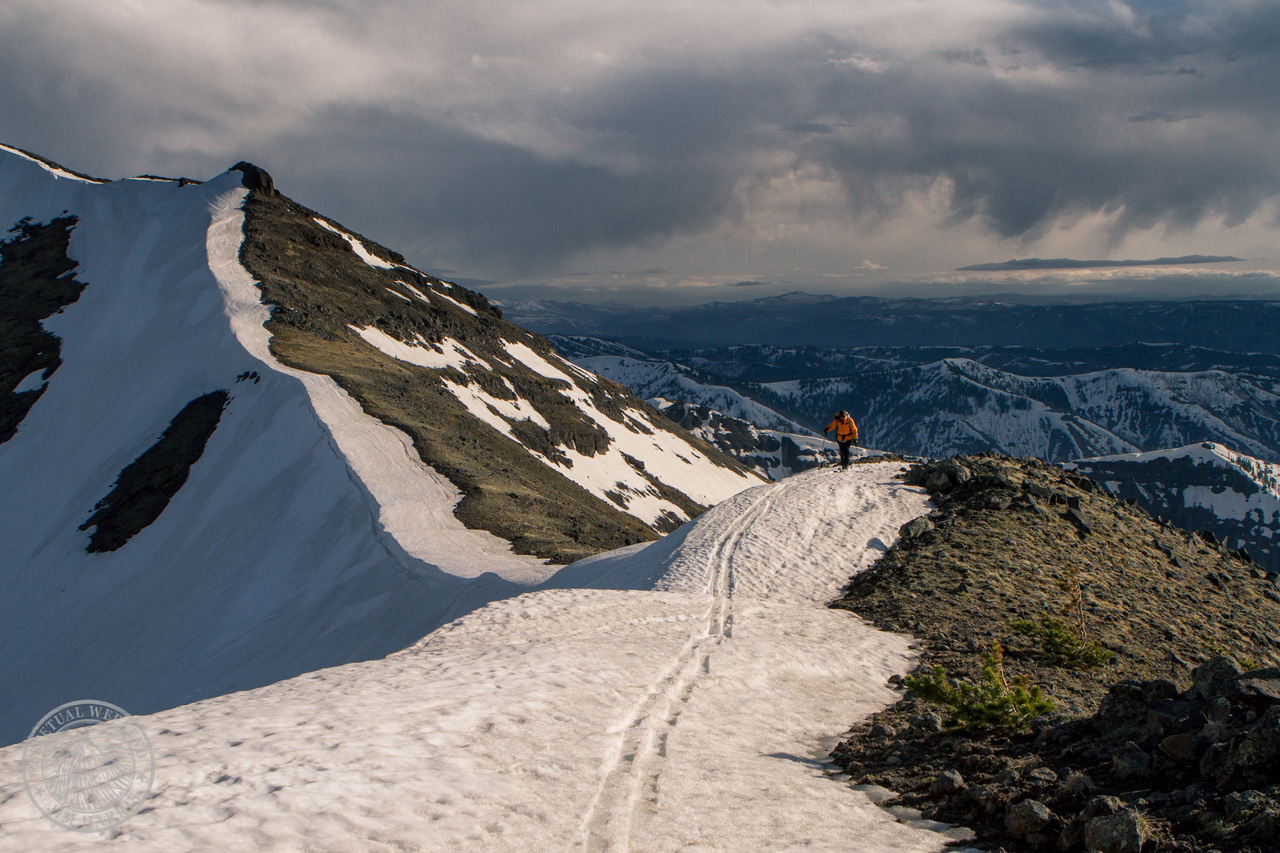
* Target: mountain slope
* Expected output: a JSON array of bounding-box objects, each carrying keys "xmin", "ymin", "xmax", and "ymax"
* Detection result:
[
  {"xmin": 1068, "ymin": 442, "xmax": 1280, "ymax": 572},
  {"xmin": 235, "ymin": 186, "xmax": 760, "ymax": 561},
  {"xmin": 0, "ymin": 146, "xmax": 758, "ymax": 747}
]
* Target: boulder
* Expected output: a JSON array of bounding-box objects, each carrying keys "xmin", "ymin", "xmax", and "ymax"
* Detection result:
[
  {"xmin": 931, "ymin": 769, "xmax": 965, "ymax": 795},
  {"xmin": 899, "ymin": 516, "xmax": 935, "ymax": 541},
  {"xmin": 1111, "ymin": 742, "xmax": 1150, "ymax": 779},
  {"xmin": 1005, "ymin": 799, "xmax": 1052, "ymax": 836},
  {"xmin": 1158, "ymin": 734, "xmax": 1198, "ymax": 764},
  {"xmin": 231, "ymin": 161, "xmax": 276, "ymax": 196},
  {"xmin": 910, "ymin": 711, "xmax": 945, "ymax": 733},
  {"xmin": 1085, "ymin": 809, "xmax": 1147, "ymax": 853},
  {"xmin": 1199, "ymin": 741, "xmax": 1236, "ymax": 789},
  {"xmin": 924, "ymin": 470, "xmax": 954, "ymax": 493},
  {"xmin": 1233, "ymin": 668, "xmax": 1280, "ymax": 705},
  {"xmin": 1236, "ymin": 705, "xmax": 1280, "ymax": 770},
  {"xmin": 1192, "ymin": 655, "xmax": 1243, "ymax": 702}
]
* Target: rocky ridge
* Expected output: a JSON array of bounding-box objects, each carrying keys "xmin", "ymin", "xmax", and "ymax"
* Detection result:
[{"xmin": 830, "ymin": 455, "xmax": 1280, "ymax": 852}]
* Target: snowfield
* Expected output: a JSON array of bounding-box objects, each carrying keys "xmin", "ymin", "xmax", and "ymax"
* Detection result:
[{"xmin": 0, "ymin": 465, "xmax": 959, "ymax": 852}]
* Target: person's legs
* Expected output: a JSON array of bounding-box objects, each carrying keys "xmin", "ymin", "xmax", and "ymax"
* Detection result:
[{"xmin": 839, "ymin": 440, "xmax": 850, "ymax": 469}]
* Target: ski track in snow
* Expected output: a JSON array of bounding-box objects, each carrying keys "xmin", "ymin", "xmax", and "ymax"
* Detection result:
[{"xmin": 0, "ymin": 465, "xmax": 962, "ymax": 852}]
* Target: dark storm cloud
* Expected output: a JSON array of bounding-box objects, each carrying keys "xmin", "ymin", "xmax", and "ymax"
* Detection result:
[
  {"xmin": 795, "ymin": 3, "xmax": 1280, "ymax": 239},
  {"xmin": 264, "ymin": 108, "xmax": 742, "ymax": 274},
  {"xmin": 0, "ymin": 1, "xmax": 1277, "ymax": 283}
]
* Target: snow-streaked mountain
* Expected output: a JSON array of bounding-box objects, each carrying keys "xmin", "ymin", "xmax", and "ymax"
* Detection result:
[
  {"xmin": 549, "ymin": 335, "xmax": 812, "ymax": 435},
  {"xmin": 545, "ymin": 339, "xmax": 1280, "ymax": 466},
  {"xmin": 1068, "ymin": 442, "xmax": 1280, "ymax": 572},
  {"xmin": 653, "ymin": 399, "xmax": 841, "ymax": 480},
  {"xmin": 767, "ymin": 358, "xmax": 1280, "ymax": 463},
  {"xmin": 0, "ymin": 145, "xmax": 758, "ymax": 747},
  {"xmin": 0, "ymin": 464, "xmax": 957, "ymax": 852}
]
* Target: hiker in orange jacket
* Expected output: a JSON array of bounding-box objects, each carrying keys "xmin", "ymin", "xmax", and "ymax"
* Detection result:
[{"xmin": 824, "ymin": 410, "xmax": 859, "ymax": 470}]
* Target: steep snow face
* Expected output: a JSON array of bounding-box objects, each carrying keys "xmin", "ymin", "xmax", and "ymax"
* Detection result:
[
  {"xmin": 0, "ymin": 152, "xmax": 550, "ymax": 748},
  {"xmin": 1069, "ymin": 442, "xmax": 1280, "ymax": 571},
  {"xmin": 0, "ymin": 464, "xmax": 955, "ymax": 853}
]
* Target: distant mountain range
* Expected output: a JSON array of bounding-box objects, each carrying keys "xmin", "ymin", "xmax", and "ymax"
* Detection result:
[
  {"xmin": 504, "ymin": 293, "xmax": 1280, "ymax": 352},
  {"xmin": 546, "ymin": 337, "xmax": 1280, "ymax": 567}
]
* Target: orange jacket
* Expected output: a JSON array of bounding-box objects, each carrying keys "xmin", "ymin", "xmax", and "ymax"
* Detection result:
[{"xmin": 825, "ymin": 413, "xmax": 859, "ymax": 442}]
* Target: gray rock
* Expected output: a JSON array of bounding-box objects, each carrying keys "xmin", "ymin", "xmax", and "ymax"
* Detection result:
[
  {"xmin": 1236, "ymin": 705, "xmax": 1280, "ymax": 769},
  {"xmin": 910, "ymin": 711, "xmax": 945, "ymax": 733},
  {"xmin": 1028, "ymin": 766, "xmax": 1058, "ymax": 784},
  {"xmin": 1141, "ymin": 679, "xmax": 1179, "ymax": 703},
  {"xmin": 1233, "ymin": 668, "xmax": 1280, "ymax": 704},
  {"xmin": 1192, "ymin": 655, "xmax": 1243, "ymax": 701},
  {"xmin": 870, "ymin": 722, "xmax": 897, "ymax": 739},
  {"xmin": 983, "ymin": 493, "xmax": 1012, "ymax": 510},
  {"xmin": 931, "ymin": 769, "xmax": 966, "ymax": 795},
  {"xmin": 1005, "ymin": 799, "xmax": 1052, "ymax": 836},
  {"xmin": 1085, "ymin": 809, "xmax": 1147, "ymax": 853},
  {"xmin": 1111, "ymin": 742, "xmax": 1151, "ymax": 779},
  {"xmin": 899, "ymin": 516, "xmax": 936, "ymax": 541},
  {"xmin": 1082, "ymin": 795, "xmax": 1125, "ymax": 819},
  {"xmin": 1159, "ymin": 734, "xmax": 1198, "ymax": 764},
  {"xmin": 1199, "ymin": 741, "xmax": 1236, "ymax": 789},
  {"xmin": 1239, "ymin": 807, "xmax": 1280, "ymax": 843},
  {"xmin": 940, "ymin": 460, "xmax": 972, "ymax": 486},
  {"xmin": 924, "ymin": 470, "xmax": 954, "ymax": 493}
]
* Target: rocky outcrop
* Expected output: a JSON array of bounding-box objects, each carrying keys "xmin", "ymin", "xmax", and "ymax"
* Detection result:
[{"xmin": 831, "ymin": 454, "xmax": 1280, "ymax": 852}]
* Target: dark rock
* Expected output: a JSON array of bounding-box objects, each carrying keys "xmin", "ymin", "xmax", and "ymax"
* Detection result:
[
  {"xmin": 1159, "ymin": 734, "xmax": 1198, "ymax": 764},
  {"xmin": 1141, "ymin": 679, "xmax": 1180, "ymax": 703},
  {"xmin": 870, "ymin": 722, "xmax": 898, "ymax": 738},
  {"xmin": 1111, "ymin": 742, "xmax": 1151, "ymax": 779},
  {"xmin": 1199, "ymin": 741, "xmax": 1236, "ymax": 789},
  {"xmin": 900, "ymin": 516, "xmax": 936, "ymax": 541},
  {"xmin": 1028, "ymin": 766, "xmax": 1058, "ymax": 784},
  {"xmin": 1233, "ymin": 668, "xmax": 1280, "ymax": 704},
  {"xmin": 940, "ymin": 460, "xmax": 972, "ymax": 486},
  {"xmin": 1238, "ymin": 806, "xmax": 1280, "ymax": 843},
  {"xmin": 231, "ymin": 162, "xmax": 275, "ymax": 195},
  {"xmin": 1223, "ymin": 789, "xmax": 1272, "ymax": 821},
  {"xmin": 1083, "ymin": 796, "xmax": 1125, "ymax": 819},
  {"xmin": 1064, "ymin": 507, "xmax": 1092, "ymax": 536},
  {"xmin": 1236, "ymin": 705, "xmax": 1280, "ymax": 769},
  {"xmin": 983, "ymin": 493, "xmax": 1013, "ymax": 510},
  {"xmin": 967, "ymin": 784, "xmax": 1008, "ymax": 816},
  {"xmin": 924, "ymin": 470, "xmax": 954, "ymax": 493},
  {"xmin": 1005, "ymin": 799, "xmax": 1053, "ymax": 836},
  {"xmin": 932, "ymin": 769, "xmax": 966, "ymax": 795},
  {"xmin": 1192, "ymin": 655, "xmax": 1243, "ymax": 702},
  {"xmin": 1084, "ymin": 809, "xmax": 1147, "ymax": 853},
  {"xmin": 911, "ymin": 711, "xmax": 945, "ymax": 733}
]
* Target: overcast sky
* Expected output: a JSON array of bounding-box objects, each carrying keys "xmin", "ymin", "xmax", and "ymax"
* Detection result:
[{"xmin": 3, "ymin": 0, "xmax": 1278, "ymax": 304}]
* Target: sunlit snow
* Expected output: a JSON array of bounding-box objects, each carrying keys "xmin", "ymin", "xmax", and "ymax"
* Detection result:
[
  {"xmin": 313, "ymin": 216, "xmax": 396, "ymax": 269},
  {"xmin": 0, "ymin": 465, "xmax": 961, "ymax": 853}
]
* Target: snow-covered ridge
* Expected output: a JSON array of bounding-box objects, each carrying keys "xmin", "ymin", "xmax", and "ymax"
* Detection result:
[{"xmin": 0, "ymin": 464, "xmax": 955, "ymax": 852}]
